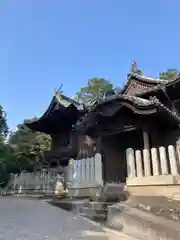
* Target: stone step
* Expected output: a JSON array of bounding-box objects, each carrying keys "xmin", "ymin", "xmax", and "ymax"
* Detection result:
[
  {"xmin": 79, "ymin": 212, "xmax": 107, "ymax": 222},
  {"xmin": 76, "ymin": 204, "xmax": 108, "ymax": 222},
  {"xmin": 80, "ymin": 206, "xmax": 108, "ymax": 213},
  {"xmin": 78, "ymin": 208, "xmax": 107, "ymax": 221},
  {"xmin": 83, "ymin": 201, "xmax": 116, "ymax": 209},
  {"xmin": 107, "ymin": 202, "xmax": 180, "ymax": 240},
  {"xmin": 49, "ymin": 198, "xmax": 90, "ymax": 212},
  {"xmin": 78, "ymin": 208, "xmax": 107, "ymax": 215}
]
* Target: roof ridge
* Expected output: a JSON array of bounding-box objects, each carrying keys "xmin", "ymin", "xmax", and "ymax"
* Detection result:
[
  {"xmin": 128, "ymin": 73, "xmax": 169, "ymax": 83},
  {"xmin": 55, "ymin": 92, "xmax": 85, "ymax": 110}
]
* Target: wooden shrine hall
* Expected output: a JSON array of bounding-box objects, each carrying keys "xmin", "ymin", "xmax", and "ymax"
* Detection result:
[
  {"xmin": 25, "ymin": 69, "xmax": 180, "ymax": 191},
  {"xmin": 25, "ymin": 91, "xmax": 86, "ymax": 168},
  {"xmin": 75, "ymin": 72, "xmax": 180, "ymax": 184}
]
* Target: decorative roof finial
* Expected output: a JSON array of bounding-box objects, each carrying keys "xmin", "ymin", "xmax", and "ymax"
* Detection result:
[
  {"xmin": 130, "ymin": 60, "xmax": 143, "ymax": 75},
  {"xmin": 176, "ymin": 72, "xmax": 180, "ymax": 78},
  {"xmin": 58, "ymin": 84, "xmax": 63, "ymax": 94},
  {"xmin": 55, "ymin": 84, "xmax": 63, "ymax": 101},
  {"xmin": 131, "ymin": 60, "xmax": 137, "ymax": 73}
]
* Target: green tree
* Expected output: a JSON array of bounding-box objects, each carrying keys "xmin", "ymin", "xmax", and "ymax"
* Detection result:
[
  {"xmin": 159, "ymin": 69, "xmax": 178, "ymax": 80},
  {"xmin": 0, "ymin": 105, "xmax": 9, "ymax": 187},
  {"xmin": 76, "ymin": 77, "xmax": 113, "ymax": 105},
  {"xmin": 0, "ymin": 105, "xmax": 8, "ymax": 140},
  {"xmin": 8, "ymin": 122, "xmax": 51, "ymax": 171}
]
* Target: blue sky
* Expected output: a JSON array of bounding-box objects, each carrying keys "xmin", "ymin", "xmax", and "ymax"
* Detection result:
[{"xmin": 1, "ymin": 0, "xmax": 180, "ymax": 131}]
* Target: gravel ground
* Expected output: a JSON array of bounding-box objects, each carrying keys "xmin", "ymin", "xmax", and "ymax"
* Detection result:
[{"xmin": 0, "ymin": 197, "xmax": 137, "ymax": 240}]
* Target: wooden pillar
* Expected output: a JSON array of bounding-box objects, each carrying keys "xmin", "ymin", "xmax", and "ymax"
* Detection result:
[{"xmin": 143, "ymin": 128, "xmax": 150, "ymax": 150}]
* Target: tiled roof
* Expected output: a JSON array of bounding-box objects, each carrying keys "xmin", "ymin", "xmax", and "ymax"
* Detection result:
[
  {"xmin": 55, "ymin": 92, "xmax": 85, "ymax": 111},
  {"xmin": 92, "ymin": 94, "xmax": 155, "ymax": 109},
  {"xmin": 121, "ymin": 73, "xmax": 170, "ymax": 95},
  {"xmin": 136, "ymin": 76, "xmax": 180, "ymax": 96},
  {"xmin": 75, "ymin": 94, "xmax": 180, "ymax": 129}
]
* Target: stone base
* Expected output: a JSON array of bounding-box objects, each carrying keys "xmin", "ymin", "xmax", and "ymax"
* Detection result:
[
  {"xmin": 126, "ymin": 184, "xmax": 180, "ymax": 200},
  {"xmin": 102, "ymin": 182, "xmax": 127, "ymax": 202},
  {"xmin": 6, "ymin": 188, "xmax": 55, "ymax": 196},
  {"xmin": 67, "ymin": 182, "xmax": 102, "ymax": 199},
  {"xmin": 68, "ymin": 187, "xmax": 101, "ymax": 199},
  {"xmin": 107, "ymin": 201, "xmax": 180, "ymax": 240},
  {"xmin": 49, "ymin": 198, "xmax": 90, "ymax": 213},
  {"xmin": 128, "ymin": 195, "xmax": 180, "ymax": 221},
  {"xmin": 127, "ymin": 175, "xmax": 180, "ymax": 186}
]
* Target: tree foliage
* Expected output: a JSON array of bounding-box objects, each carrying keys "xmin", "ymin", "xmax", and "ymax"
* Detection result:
[
  {"xmin": 0, "ymin": 114, "xmax": 51, "ymax": 187},
  {"xmin": 8, "ymin": 122, "xmax": 51, "ymax": 171},
  {"xmin": 0, "ymin": 105, "xmax": 8, "ymax": 140},
  {"xmin": 76, "ymin": 77, "xmax": 114, "ymax": 105},
  {"xmin": 0, "ymin": 105, "xmax": 9, "ymax": 186},
  {"xmin": 159, "ymin": 69, "xmax": 178, "ymax": 80}
]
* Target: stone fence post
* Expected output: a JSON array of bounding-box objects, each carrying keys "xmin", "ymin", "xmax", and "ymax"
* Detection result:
[{"xmin": 126, "ymin": 148, "xmax": 136, "ymax": 179}]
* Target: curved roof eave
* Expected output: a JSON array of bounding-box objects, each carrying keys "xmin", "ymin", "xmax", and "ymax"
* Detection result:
[
  {"xmin": 76, "ymin": 94, "xmax": 180, "ymax": 130},
  {"xmin": 121, "ymin": 73, "xmax": 169, "ymax": 95},
  {"xmin": 135, "ymin": 76, "xmax": 180, "ymax": 97},
  {"xmin": 24, "ymin": 92, "xmax": 85, "ymax": 128}
]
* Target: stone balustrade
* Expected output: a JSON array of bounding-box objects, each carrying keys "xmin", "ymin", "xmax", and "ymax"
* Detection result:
[
  {"xmin": 67, "ymin": 153, "xmax": 103, "ymax": 198},
  {"xmin": 68, "ymin": 153, "xmax": 103, "ymax": 186},
  {"xmin": 126, "ymin": 145, "xmax": 180, "ymax": 186},
  {"xmin": 7, "ymin": 169, "xmax": 63, "ymax": 195}
]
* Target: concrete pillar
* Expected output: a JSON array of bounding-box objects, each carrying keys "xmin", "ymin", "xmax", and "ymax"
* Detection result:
[
  {"xmin": 13, "ymin": 174, "xmax": 17, "ymax": 189},
  {"xmin": 88, "ymin": 158, "xmax": 92, "ymax": 181},
  {"xmin": 18, "ymin": 172, "xmax": 24, "ymax": 195},
  {"xmin": 126, "ymin": 148, "xmax": 136, "ymax": 179},
  {"xmin": 41, "ymin": 169, "xmax": 46, "ymax": 193},
  {"xmin": 91, "ymin": 156, "xmax": 95, "ymax": 181},
  {"xmin": 36, "ymin": 171, "xmax": 41, "ymax": 191},
  {"xmin": 81, "ymin": 159, "xmax": 86, "ymax": 182},
  {"xmin": 135, "ymin": 150, "xmax": 143, "ymax": 177},
  {"xmin": 86, "ymin": 158, "xmax": 90, "ymax": 181},
  {"xmin": 168, "ymin": 145, "xmax": 178, "ymax": 175},
  {"xmin": 143, "ymin": 149, "xmax": 151, "ymax": 176},
  {"xmin": 176, "ymin": 145, "xmax": 180, "ymax": 173},
  {"xmin": 74, "ymin": 161, "xmax": 80, "ymax": 183},
  {"xmin": 79, "ymin": 160, "xmax": 82, "ymax": 183},
  {"xmin": 159, "ymin": 146, "xmax": 168, "ymax": 175},
  {"xmin": 94, "ymin": 153, "xmax": 103, "ymax": 185},
  {"xmin": 68, "ymin": 159, "xmax": 74, "ymax": 182},
  {"xmin": 90, "ymin": 157, "xmax": 95, "ymax": 181},
  {"xmin": 151, "ymin": 148, "xmax": 159, "ymax": 176}
]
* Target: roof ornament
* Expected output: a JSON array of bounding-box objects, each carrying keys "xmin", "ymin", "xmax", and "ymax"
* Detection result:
[
  {"xmin": 55, "ymin": 84, "xmax": 63, "ymax": 100},
  {"xmin": 58, "ymin": 84, "xmax": 63, "ymax": 94},
  {"xmin": 130, "ymin": 60, "xmax": 143, "ymax": 75},
  {"xmin": 176, "ymin": 72, "xmax": 180, "ymax": 78},
  {"xmin": 55, "ymin": 84, "xmax": 63, "ymax": 94},
  {"xmin": 131, "ymin": 60, "xmax": 137, "ymax": 73}
]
